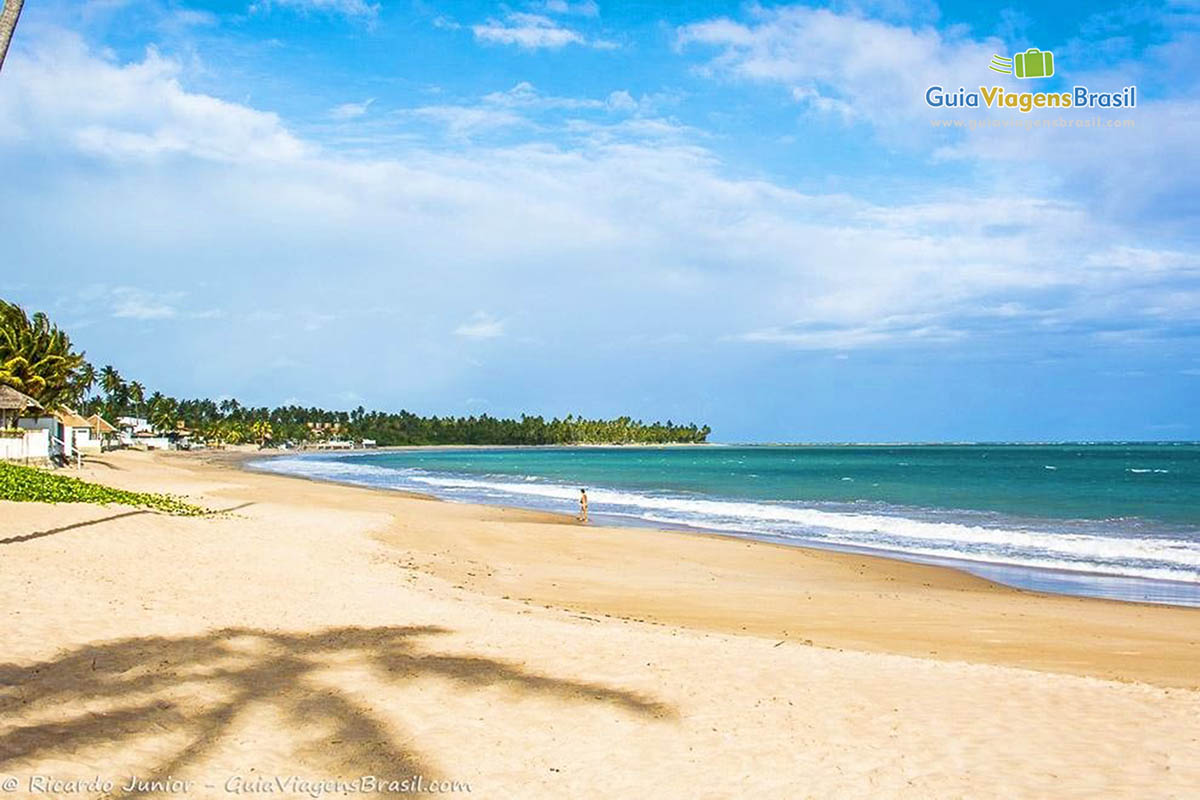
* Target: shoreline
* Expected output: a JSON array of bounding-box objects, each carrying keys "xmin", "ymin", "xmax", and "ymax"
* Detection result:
[
  {"xmin": 209, "ymin": 450, "xmax": 1200, "ymax": 688},
  {"xmin": 244, "ymin": 448, "xmax": 1200, "ymax": 609}
]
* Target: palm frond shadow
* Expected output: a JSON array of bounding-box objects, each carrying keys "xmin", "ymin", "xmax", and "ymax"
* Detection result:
[{"xmin": 0, "ymin": 625, "xmax": 674, "ymax": 796}]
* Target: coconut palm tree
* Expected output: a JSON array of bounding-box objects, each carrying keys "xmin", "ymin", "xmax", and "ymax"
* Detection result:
[
  {"xmin": 145, "ymin": 391, "xmax": 165, "ymax": 422},
  {"xmin": 99, "ymin": 365, "xmax": 123, "ymax": 398},
  {"xmin": 99, "ymin": 364, "xmax": 132, "ymax": 417},
  {"xmin": 0, "ymin": 299, "xmax": 87, "ymax": 409},
  {"xmin": 70, "ymin": 361, "xmax": 97, "ymax": 404},
  {"xmin": 250, "ymin": 419, "xmax": 273, "ymax": 446},
  {"xmin": 145, "ymin": 394, "xmax": 177, "ymax": 433},
  {"xmin": 128, "ymin": 381, "xmax": 146, "ymax": 415}
]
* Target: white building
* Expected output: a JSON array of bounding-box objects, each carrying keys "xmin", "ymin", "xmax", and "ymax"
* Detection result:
[
  {"xmin": 116, "ymin": 416, "xmax": 153, "ymax": 446},
  {"xmin": 62, "ymin": 409, "xmax": 102, "ymax": 454},
  {"xmin": 17, "ymin": 408, "xmax": 97, "ymax": 461},
  {"xmin": 1, "ymin": 390, "xmax": 118, "ymax": 464},
  {"xmin": 0, "ymin": 386, "xmax": 50, "ymax": 462}
]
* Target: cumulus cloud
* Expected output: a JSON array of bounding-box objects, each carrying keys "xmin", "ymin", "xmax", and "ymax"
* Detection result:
[
  {"xmin": 678, "ymin": 5, "xmax": 1200, "ymax": 233},
  {"xmin": 0, "ymin": 34, "xmax": 307, "ymax": 163},
  {"xmin": 0, "ymin": 29, "xmax": 1194, "ymax": 365},
  {"xmin": 677, "ymin": 6, "xmax": 1000, "ymax": 130},
  {"xmin": 454, "ymin": 312, "xmax": 506, "ymax": 339}
]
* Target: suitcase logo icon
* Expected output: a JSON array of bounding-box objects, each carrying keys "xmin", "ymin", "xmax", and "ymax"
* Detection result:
[{"xmin": 988, "ymin": 48, "xmax": 1055, "ymax": 79}]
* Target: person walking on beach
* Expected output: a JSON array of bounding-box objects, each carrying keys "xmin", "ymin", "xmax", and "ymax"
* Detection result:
[{"xmin": 578, "ymin": 488, "xmax": 588, "ymax": 523}]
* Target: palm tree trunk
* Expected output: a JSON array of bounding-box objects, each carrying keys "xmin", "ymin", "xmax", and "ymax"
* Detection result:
[{"xmin": 0, "ymin": 0, "xmax": 23, "ymax": 73}]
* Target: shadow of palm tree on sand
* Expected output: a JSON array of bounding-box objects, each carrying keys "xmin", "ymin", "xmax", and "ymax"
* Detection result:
[{"xmin": 0, "ymin": 625, "xmax": 674, "ymax": 797}]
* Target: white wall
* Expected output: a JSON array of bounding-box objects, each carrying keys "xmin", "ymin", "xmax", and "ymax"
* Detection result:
[
  {"xmin": 17, "ymin": 417, "xmax": 68, "ymax": 455},
  {"xmin": 0, "ymin": 428, "xmax": 51, "ymax": 461},
  {"xmin": 73, "ymin": 426, "xmax": 102, "ymax": 453}
]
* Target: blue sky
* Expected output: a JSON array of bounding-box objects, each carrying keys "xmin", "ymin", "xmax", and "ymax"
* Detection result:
[{"xmin": 1, "ymin": 0, "xmax": 1197, "ymax": 441}]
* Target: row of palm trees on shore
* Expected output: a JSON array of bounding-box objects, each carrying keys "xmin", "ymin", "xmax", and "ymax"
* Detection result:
[
  {"xmin": 3, "ymin": 298, "xmax": 711, "ymax": 446},
  {"xmin": 75, "ymin": 367, "xmax": 711, "ymax": 447}
]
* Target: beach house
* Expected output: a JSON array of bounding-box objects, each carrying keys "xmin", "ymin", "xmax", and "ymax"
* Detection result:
[
  {"xmin": 0, "ymin": 386, "xmax": 51, "ymax": 462},
  {"xmin": 116, "ymin": 416, "xmax": 153, "ymax": 446},
  {"xmin": 58, "ymin": 409, "xmax": 102, "ymax": 454},
  {"xmin": 87, "ymin": 415, "xmax": 119, "ymax": 450},
  {"xmin": 13, "ymin": 407, "xmax": 103, "ymax": 464},
  {"xmin": 115, "ymin": 417, "xmax": 193, "ymax": 450},
  {"xmin": 0, "ymin": 385, "xmax": 39, "ymax": 430}
]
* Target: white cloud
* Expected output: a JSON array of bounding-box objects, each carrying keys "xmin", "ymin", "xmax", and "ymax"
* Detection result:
[
  {"xmin": 473, "ymin": 13, "xmax": 584, "ymax": 49},
  {"xmin": 0, "ymin": 34, "xmax": 307, "ymax": 163},
  {"xmin": 329, "ymin": 98, "xmax": 374, "ymax": 119},
  {"xmin": 678, "ymin": 5, "xmax": 1200, "ymax": 234},
  {"xmin": 250, "ymin": 0, "xmax": 378, "ymax": 20},
  {"xmin": 104, "ymin": 287, "xmax": 222, "ymax": 321},
  {"xmin": 454, "ymin": 312, "xmax": 506, "ymax": 339},
  {"xmin": 604, "ymin": 90, "xmax": 638, "ymax": 112},
  {"xmin": 472, "ymin": 11, "xmax": 614, "ymax": 49},
  {"xmin": 110, "ymin": 288, "xmax": 180, "ymax": 320},
  {"xmin": 739, "ymin": 316, "xmax": 965, "ymax": 350},
  {"xmin": 790, "ymin": 85, "xmax": 856, "ymax": 120},
  {"xmin": 483, "ymin": 81, "xmax": 602, "ymax": 110},
  {"xmin": 408, "ymin": 104, "xmax": 529, "ymax": 138},
  {"xmin": 541, "ymin": 0, "xmax": 600, "ymax": 17},
  {"xmin": 1, "ymin": 31, "xmax": 1195, "ymax": 359},
  {"xmin": 401, "ymin": 83, "xmax": 646, "ymax": 140},
  {"xmin": 481, "ymin": 81, "xmax": 640, "ymax": 113},
  {"xmin": 934, "ymin": 97, "xmax": 1200, "ymax": 231},
  {"xmin": 677, "ymin": 6, "xmax": 999, "ymax": 132},
  {"xmin": 161, "ymin": 8, "xmax": 219, "ymax": 30}
]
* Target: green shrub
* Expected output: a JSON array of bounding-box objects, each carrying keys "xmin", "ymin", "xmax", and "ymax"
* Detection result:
[{"xmin": 0, "ymin": 462, "xmax": 207, "ymax": 515}]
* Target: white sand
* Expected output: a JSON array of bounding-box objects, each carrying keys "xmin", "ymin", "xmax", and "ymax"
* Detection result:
[{"xmin": 0, "ymin": 451, "xmax": 1197, "ymax": 798}]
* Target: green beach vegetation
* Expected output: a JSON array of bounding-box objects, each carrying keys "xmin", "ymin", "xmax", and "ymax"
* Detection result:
[
  {"xmin": 0, "ymin": 462, "xmax": 206, "ymax": 515},
  {"xmin": 78, "ymin": 384, "xmax": 711, "ymax": 447},
  {"xmin": 1, "ymin": 300, "xmax": 91, "ymax": 409},
  {"xmin": 1, "ymin": 298, "xmax": 710, "ymax": 446}
]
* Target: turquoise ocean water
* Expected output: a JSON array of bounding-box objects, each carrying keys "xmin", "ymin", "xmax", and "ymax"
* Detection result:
[{"xmin": 252, "ymin": 444, "xmax": 1200, "ymax": 606}]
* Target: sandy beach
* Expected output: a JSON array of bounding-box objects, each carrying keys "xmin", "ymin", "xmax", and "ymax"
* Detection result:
[{"xmin": 1, "ymin": 449, "xmax": 1198, "ymax": 798}]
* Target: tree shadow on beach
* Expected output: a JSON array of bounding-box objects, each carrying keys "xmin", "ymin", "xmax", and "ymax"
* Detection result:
[
  {"xmin": 0, "ymin": 626, "xmax": 674, "ymax": 796},
  {"xmin": 0, "ymin": 503, "xmax": 254, "ymax": 547},
  {"xmin": 0, "ymin": 509, "xmax": 150, "ymax": 546}
]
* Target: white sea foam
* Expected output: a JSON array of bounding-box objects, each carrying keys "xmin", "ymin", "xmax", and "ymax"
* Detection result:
[
  {"xmin": 255, "ymin": 458, "xmax": 1200, "ymax": 584},
  {"xmin": 249, "ymin": 457, "xmax": 403, "ymax": 482}
]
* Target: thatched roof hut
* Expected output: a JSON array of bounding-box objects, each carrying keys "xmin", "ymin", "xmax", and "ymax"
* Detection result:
[
  {"xmin": 54, "ymin": 408, "xmax": 92, "ymax": 428},
  {"xmin": 0, "ymin": 385, "xmax": 41, "ymax": 428},
  {"xmin": 87, "ymin": 414, "xmax": 117, "ymax": 436}
]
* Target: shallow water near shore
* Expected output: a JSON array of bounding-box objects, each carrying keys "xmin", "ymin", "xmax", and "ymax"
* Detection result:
[{"xmin": 250, "ymin": 443, "xmax": 1200, "ymax": 607}]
